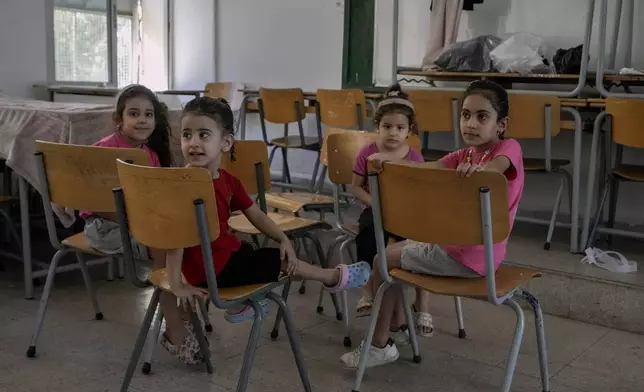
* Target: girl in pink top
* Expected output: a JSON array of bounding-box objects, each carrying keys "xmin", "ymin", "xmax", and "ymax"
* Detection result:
[
  {"xmin": 82, "ymin": 84, "xmax": 172, "ymax": 264},
  {"xmin": 351, "ymin": 84, "xmax": 425, "ymax": 321},
  {"xmin": 341, "ymin": 80, "xmax": 525, "ymax": 369}
]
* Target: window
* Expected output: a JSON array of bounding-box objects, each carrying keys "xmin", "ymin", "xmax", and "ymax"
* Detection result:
[{"xmin": 53, "ymin": 0, "xmax": 136, "ymax": 86}]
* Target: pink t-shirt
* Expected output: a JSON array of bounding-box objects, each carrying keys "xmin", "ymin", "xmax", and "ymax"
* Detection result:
[
  {"xmin": 79, "ymin": 132, "xmax": 160, "ymax": 219},
  {"xmin": 353, "ymin": 141, "xmax": 424, "ymax": 196},
  {"xmin": 437, "ymin": 139, "xmax": 524, "ymax": 276}
]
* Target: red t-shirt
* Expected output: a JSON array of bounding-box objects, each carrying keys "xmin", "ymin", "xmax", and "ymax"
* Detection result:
[{"xmin": 181, "ymin": 169, "xmax": 254, "ymax": 285}]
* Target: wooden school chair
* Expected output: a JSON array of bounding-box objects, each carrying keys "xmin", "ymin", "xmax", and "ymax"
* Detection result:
[
  {"xmin": 113, "ymin": 160, "xmax": 311, "ymax": 392},
  {"xmin": 325, "ymin": 130, "xmax": 423, "ymax": 348},
  {"xmin": 204, "ymin": 82, "xmax": 232, "ymax": 99},
  {"xmin": 258, "ymin": 88, "xmax": 321, "ymax": 191},
  {"xmin": 312, "ymin": 89, "xmax": 369, "ymax": 192},
  {"xmin": 585, "ymin": 98, "xmax": 644, "ymax": 247},
  {"xmin": 352, "ymin": 162, "xmax": 549, "ymax": 392},
  {"xmin": 25, "ymin": 141, "xmax": 149, "ymax": 359},
  {"xmin": 222, "ymin": 140, "xmax": 343, "ymax": 326},
  {"xmin": 507, "ymin": 93, "xmax": 571, "ymax": 250},
  {"xmin": 407, "ymin": 89, "xmax": 464, "ymax": 162}
]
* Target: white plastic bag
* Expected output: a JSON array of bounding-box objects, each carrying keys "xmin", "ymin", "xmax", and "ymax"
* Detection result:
[
  {"xmin": 581, "ymin": 248, "xmax": 638, "ymax": 274},
  {"xmin": 490, "ymin": 32, "xmax": 554, "ymax": 75}
]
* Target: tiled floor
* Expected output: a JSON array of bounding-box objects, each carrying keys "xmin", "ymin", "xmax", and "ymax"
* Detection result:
[{"xmin": 1, "ymin": 256, "xmax": 643, "ymax": 392}]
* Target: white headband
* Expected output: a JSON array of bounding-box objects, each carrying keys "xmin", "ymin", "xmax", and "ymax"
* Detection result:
[{"xmin": 378, "ymin": 97, "xmax": 415, "ymax": 111}]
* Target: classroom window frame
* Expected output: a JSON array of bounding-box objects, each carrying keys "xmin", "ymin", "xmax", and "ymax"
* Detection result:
[{"xmin": 49, "ymin": 0, "xmax": 171, "ymax": 88}]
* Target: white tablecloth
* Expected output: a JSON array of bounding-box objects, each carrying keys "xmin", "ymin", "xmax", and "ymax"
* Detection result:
[{"xmin": 0, "ymin": 97, "xmax": 183, "ymax": 192}]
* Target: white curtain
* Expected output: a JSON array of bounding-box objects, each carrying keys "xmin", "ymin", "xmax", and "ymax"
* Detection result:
[{"xmin": 421, "ymin": 0, "xmax": 464, "ymax": 71}]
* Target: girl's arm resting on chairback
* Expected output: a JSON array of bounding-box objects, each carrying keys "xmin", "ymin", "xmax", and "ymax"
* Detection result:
[
  {"xmin": 483, "ymin": 156, "xmax": 512, "ymax": 174},
  {"xmin": 243, "ymin": 203, "xmax": 289, "ymax": 244},
  {"xmin": 350, "ymin": 173, "xmax": 372, "ymax": 206}
]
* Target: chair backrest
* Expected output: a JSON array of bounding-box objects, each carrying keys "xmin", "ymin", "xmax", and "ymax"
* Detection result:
[
  {"xmin": 115, "ymin": 160, "xmax": 220, "ymax": 250},
  {"xmin": 259, "ymin": 88, "xmax": 306, "ymax": 124},
  {"xmin": 372, "ymin": 163, "xmax": 510, "ymax": 245},
  {"xmin": 34, "ymin": 141, "xmax": 150, "ymax": 212},
  {"xmin": 605, "ymin": 97, "xmax": 644, "ymax": 148},
  {"xmin": 326, "ymin": 130, "xmax": 422, "ymax": 185},
  {"xmin": 220, "ymin": 140, "xmax": 271, "ymax": 195},
  {"xmin": 407, "ymin": 89, "xmax": 464, "ymax": 133},
  {"xmin": 204, "ymin": 82, "xmax": 232, "ymax": 99},
  {"xmin": 316, "ymin": 89, "xmax": 368, "ymax": 128},
  {"xmin": 507, "ymin": 93, "xmax": 561, "ymax": 139}
]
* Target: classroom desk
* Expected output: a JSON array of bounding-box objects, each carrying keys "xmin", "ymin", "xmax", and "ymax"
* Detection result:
[
  {"xmin": 32, "ymin": 84, "xmax": 205, "ymax": 102},
  {"xmin": 0, "ymin": 97, "xmax": 183, "ymax": 298},
  {"xmin": 397, "ymin": 68, "xmax": 644, "ymax": 90}
]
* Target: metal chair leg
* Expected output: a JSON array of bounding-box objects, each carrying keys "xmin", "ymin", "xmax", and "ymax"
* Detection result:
[
  {"xmin": 270, "ymin": 280, "xmax": 292, "ymax": 340},
  {"xmin": 187, "ymin": 303, "xmax": 213, "ymax": 374},
  {"xmin": 197, "ymin": 298, "xmax": 213, "ymax": 332},
  {"xmin": 268, "ymin": 146, "xmax": 278, "ymax": 166},
  {"xmin": 267, "ymin": 291, "xmax": 312, "ymax": 392},
  {"xmin": 454, "ymin": 296, "xmax": 466, "ymax": 338},
  {"xmin": 544, "ymin": 176, "xmax": 565, "ymax": 251},
  {"xmin": 341, "ymin": 291, "xmax": 351, "ymax": 347},
  {"xmin": 500, "ymin": 298, "xmax": 526, "ymax": 392},
  {"xmin": 400, "ymin": 284, "xmax": 422, "ymax": 362},
  {"xmin": 309, "ymin": 152, "xmax": 321, "ymax": 192},
  {"xmin": 303, "ymin": 233, "xmax": 342, "ymax": 320},
  {"xmin": 75, "ymin": 253, "xmax": 103, "ymax": 320},
  {"xmin": 519, "ymin": 290, "xmax": 550, "ymax": 392},
  {"xmin": 352, "ymin": 282, "xmax": 392, "ymax": 392},
  {"xmin": 26, "ymin": 248, "xmax": 70, "ymax": 358},
  {"xmin": 606, "ymin": 176, "xmax": 620, "ymax": 249},
  {"xmin": 236, "ymin": 300, "xmax": 265, "ymax": 392},
  {"xmin": 586, "ymin": 178, "xmax": 611, "ymax": 249},
  {"xmin": 107, "ymin": 256, "xmax": 116, "ymax": 282},
  {"xmin": 141, "ymin": 308, "xmax": 164, "ymax": 375},
  {"xmin": 315, "ymin": 166, "xmax": 328, "ymax": 193},
  {"xmin": 120, "ymin": 288, "xmax": 161, "ymax": 392},
  {"xmin": 118, "ymin": 257, "xmax": 125, "ymax": 279}
]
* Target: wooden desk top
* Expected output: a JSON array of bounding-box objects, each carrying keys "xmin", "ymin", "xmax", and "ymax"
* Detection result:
[{"xmin": 397, "ymin": 69, "xmax": 644, "ymax": 85}]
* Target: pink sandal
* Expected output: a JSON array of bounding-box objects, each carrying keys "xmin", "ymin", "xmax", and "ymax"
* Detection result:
[{"xmin": 325, "ymin": 262, "xmax": 371, "ymax": 292}]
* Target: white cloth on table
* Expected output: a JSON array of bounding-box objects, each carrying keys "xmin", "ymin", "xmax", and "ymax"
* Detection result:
[{"xmin": 0, "ymin": 97, "xmax": 183, "ymax": 222}]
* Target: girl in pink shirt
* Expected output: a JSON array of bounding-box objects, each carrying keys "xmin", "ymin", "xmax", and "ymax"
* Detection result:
[
  {"xmin": 82, "ymin": 84, "xmax": 172, "ymax": 264},
  {"xmin": 341, "ymin": 80, "xmax": 525, "ymax": 369},
  {"xmin": 351, "ymin": 84, "xmax": 424, "ymax": 320}
]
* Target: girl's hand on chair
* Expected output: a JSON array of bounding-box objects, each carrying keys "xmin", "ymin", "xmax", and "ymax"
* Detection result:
[
  {"xmin": 171, "ymin": 283, "xmax": 209, "ymax": 310},
  {"xmin": 280, "ymin": 241, "xmax": 298, "ymax": 276},
  {"xmin": 456, "ymin": 162, "xmax": 483, "ymax": 178},
  {"xmin": 367, "ymin": 153, "xmax": 391, "ymax": 172}
]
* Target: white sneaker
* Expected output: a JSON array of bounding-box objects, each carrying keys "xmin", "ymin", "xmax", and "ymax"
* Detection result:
[{"xmin": 340, "ymin": 338, "xmax": 399, "ymax": 369}]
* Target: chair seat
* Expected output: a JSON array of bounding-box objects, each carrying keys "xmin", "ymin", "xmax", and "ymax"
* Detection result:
[
  {"xmin": 389, "ymin": 265, "xmax": 541, "ymax": 299},
  {"xmin": 523, "ymin": 158, "xmax": 570, "ymax": 171},
  {"xmin": 229, "ymin": 211, "xmax": 330, "ymax": 235},
  {"xmin": 613, "ymin": 164, "xmax": 644, "ymax": 181},
  {"xmin": 422, "ymin": 148, "xmax": 450, "ymax": 162},
  {"xmin": 271, "ymin": 136, "xmax": 320, "ymax": 150},
  {"xmin": 61, "ymin": 232, "xmax": 106, "ymax": 256},
  {"xmin": 265, "ymin": 192, "xmax": 335, "ymax": 213},
  {"xmin": 148, "ymin": 269, "xmax": 275, "ymax": 301}
]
